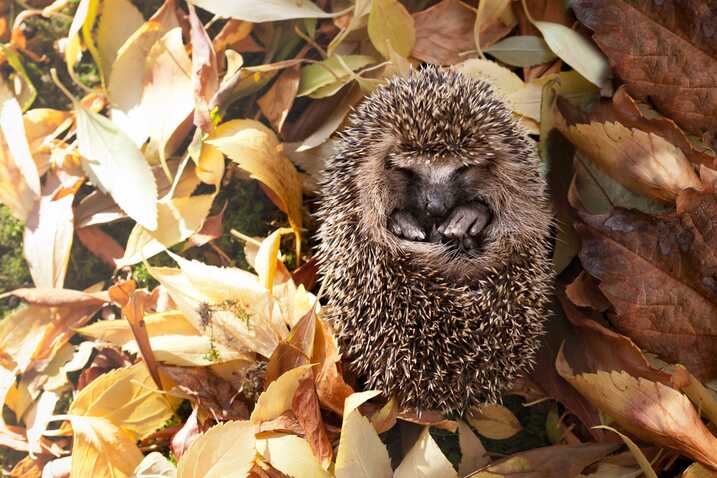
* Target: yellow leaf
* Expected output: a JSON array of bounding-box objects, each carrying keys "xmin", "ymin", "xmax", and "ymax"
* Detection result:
[
  {"xmin": 0, "ymin": 305, "xmax": 53, "ymax": 373},
  {"xmin": 256, "ymin": 433, "xmax": 331, "ymax": 478},
  {"xmin": 0, "ymin": 82, "xmax": 40, "ymax": 221},
  {"xmin": 683, "ymin": 462, "xmax": 717, "ymax": 478},
  {"xmin": 69, "ymin": 363, "xmax": 176, "ymax": 439},
  {"xmin": 560, "ymin": 121, "xmax": 702, "ymax": 203},
  {"xmin": 22, "ymin": 108, "xmax": 73, "ymax": 176},
  {"xmin": 335, "ymin": 397, "xmax": 392, "ymax": 478},
  {"xmin": 255, "ymin": 228, "xmax": 293, "ymax": 291},
  {"xmin": 533, "ymin": 21, "xmax": 610, "ymax": 89},
  {"xmin": 394, "ymin": 427, "xmax": 458, "ymax": 478},
  {"xmin": 368, "ymin": 0, "xmax": 416, "ymax": 58},
  {"xmin": 65, "ymin": 0, "xmax": 101, "ymax": 87},
  {"xmin": 250, "ymin": 364, "xmax": 313, "ymax": 424},
  {"xmin": 69, "ymin": 415, "xmax": 143, "ymax": 478},
  {"xmin": 117, "ymin": 194, "xmax": 214, "ymax": 267},
  {"xmin": 78, "ymin": 310, "xmax": 198, "ymax": 346},
  {"xmin": 96, "ymin": 0, "xmax": 144, "ymax": 83},
  {"xmin": 206, "ymin": 120, "xmax": 303, "ymax": 257},
  {"xmin": 342, "ymin": 390, "xmax": 382, "ymax": 417},
  {"xmin": 474, "ymin": 0, "xmax": 516, "ymax": 52},
  {"xmin": 468, "ymin": 403, "xmax": 523, "ymax": 440},
  {"xmin": 176, "ymin": 420, "xmax": 255, "ymax": 478}
]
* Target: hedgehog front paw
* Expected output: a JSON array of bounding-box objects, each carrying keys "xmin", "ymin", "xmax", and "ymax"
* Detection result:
[
  {"xmin": 388, "ymin": 210, "xmax": 427, "ymax": 241},
  {"xmin": 437, "ymin": 202, "xmax": 491, "ymax": 244}
]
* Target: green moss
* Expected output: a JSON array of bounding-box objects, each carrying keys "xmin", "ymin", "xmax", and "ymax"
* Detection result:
[{"xmin": 0, "ymin": 206, "xmax": 31, "ymax": 319}]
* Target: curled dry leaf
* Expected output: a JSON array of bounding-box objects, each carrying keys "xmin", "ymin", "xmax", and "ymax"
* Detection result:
[
  {"xmin": 467, "ymin": 403, "xmax": 522, "ymax": 440},
  {"xmin": 291, "ymin": 377, "xmax": 332, "ymax": 469},
  {"xmin": 96, "ymin": 0, "xmax": 143, "ymax": 82},
  {"xmin": 474, "ymin": 0, "xmax": 517, "ymax": 51},
  {"xmin": 576, "ymin": 190, "xmax": 717, "ymax": 380},
  {"xmin": 258, "ymin": 66, "xmax": 300, "ymax": 133},
  {"xmin": 250, "ymin": 364, "xmax": 313, "ymax": 425},
  {"xmin": 176, "ymin": 420, "xmax": 256, "ymax": 478},
  {"xmin": 412, "ymin": 0, "xmax": 476, "ymax": 65},
  {"xmin": 187, "ymin": 2, "xmax": 218, "ymax": 133}
]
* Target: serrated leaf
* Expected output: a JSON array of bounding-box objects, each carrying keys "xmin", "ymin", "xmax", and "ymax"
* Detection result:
[
  {"xmin": 256, "ymin": 433, "xmax": 331, "ymax": 478},
  {"xmin": 485, "ymin": 35, "xmax": 556, "ymax": 67},
  {"xmin": 335, "ymin": 409, "xmax": 392, "ymax": 478},
  {"xmin": 368, "ymin": 0, "xmax": 416, "ymax": 58},
  {"xmin": 176, "ymin": 420, "xmax": 255, "ymax": 478},
  {"xmin": 189, "ymin": 0, "xmax": 332, "ymax": 22},
  {"xmin": 69, "ymin": 363, "xmax": 176, "ymax": 439},
  {"xmin": 75, "ymin": 104, "xmax": 158, "ymax": 230}
]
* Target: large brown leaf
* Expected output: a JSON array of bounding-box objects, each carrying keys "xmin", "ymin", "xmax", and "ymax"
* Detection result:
[
  {"xmin": 576, "ymin": 189, "xmax": 717, "ymax": 379},
  {"xmin": 412, "ymin": 0, "xmax": 476, "ymax": 65},
  {"xmin": 572, "ymin": 0, "xmax": 717, "ymax": 138}
]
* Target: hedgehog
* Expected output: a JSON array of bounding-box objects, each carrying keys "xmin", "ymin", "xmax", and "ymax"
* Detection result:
[{"xmin": 315, "ymin": 66, "xmax": 553, "ymax": 413}]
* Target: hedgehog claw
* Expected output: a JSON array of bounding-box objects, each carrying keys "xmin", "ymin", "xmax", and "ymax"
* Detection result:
[
  {"xmin": 388, "ymin": 210, "xmax": 427, "ymax": 241},
  {"xmin": 439, "ymin": 202, "xmax": 490, "ymax": 241}
]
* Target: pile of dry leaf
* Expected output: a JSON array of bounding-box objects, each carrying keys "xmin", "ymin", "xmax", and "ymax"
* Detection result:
[{"xmin": 0, "ymin": 0, "xmax": 716, "ymax": 476}]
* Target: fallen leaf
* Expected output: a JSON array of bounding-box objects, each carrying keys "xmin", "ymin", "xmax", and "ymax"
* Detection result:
[
  {"xmin": 335, "ymin": 403, "xmax": 392, "ymax": 478},
  {"xmin": 96, "ymin": 0, "xmax": 143, "ymax": 82},
  {"xmin": 572, "ymin": 0, "xmax": 717, "ymax": 137},
  {"xmin": 485, "ymin": 35, "xmax": 556, "ymax": 67},
  {"xmin": 76, "ymin": 226, "xmax": 125, "ymax": 267},
  {"xmin": 565, "ymin": 271, "xmax": 611, "ymax": 312},
  {"xmin": 469, "ymin": 443, "xmax": 620, "ymax": 477},
  {"xmin": 683, "ymin": 462, "xmax": 717, "ymax": 478},
  {"xmin": 116, "ymin": 194, "xmax": 214, "ymax": 267},
  {"xmin": 187, "ymin": 2, "xmax": 218, "ymax": 133},
  {"xmin": 557, "ymin": 350, "xmax": 717, "ymax": 468},
  {"xmin": 68, "ymin": 415, "xmax": 144, "ymax": 478},
  {"xmin": 69, "ymin": 362, "xmax": 176, "ymax": 439},
  {"xmin": 189, "ymin": 0, "xmax": 333, "ymax": 22},
  {"xmin": 176, "ymin": 420, "xmax": 255, "ymax": 478},
  {"xmin": 458, "ymin": 420, "xmax": 490, "ymax": 476},
  {"xmin": 141, "ymin": 27, "xmax": 195, "ymax": 165},
  {"xmin": 394, "ymin": 427, "xmax": 457, "ymax": 478},
  {"xmin": 250, "ymin": 364, "xmax": 313, "ymax": 425},
  {"xmin": 205, "ymin": 120, "xmax": 303, "ymax": 256},
  {"xmin": 367, "ymin": 0, "xmax": 416, "ymax": 58},
  {"xmin": 467, "ymin": 403, "xmax": 522, "ymax": 440},
  {"xmin": 256, "ymin": 433, "xmax": 331, "ymax": 478},
  {"xmin": 576, "ymin": 190, "xmax": 717, "ymax": 380},
  {"xmin": 474, "ymin": 0, "xmax": 516, "ymax": 51},
  {"xmin": 132, "ymin": 452, "xmax": 177, "ymax": 478},
  {"xmin": 1, "ymin": 288, "xmax": 108, "ymax": 307},
  {"xmin": 311, "ymin": 316, "xmax": 354, "ymax": 415},
  {"xmin": 297, "ymin": 55, "xmax": 376, "ymax": 99},
  {"xmin": 412, "ymin": 0, "xmax": 475, "ymax": 65},
  {"xmin": 292, "ymin": 377, "xmax": 332, "ymax": 468},
  {"xmin": 593, "ymin": 426, "xmax": 658, "ymax": 478},
  {"xmin": 557, "ymin": 118, "xmax": 702, "ymax": 203},
  {"xmin": 108, "ymin": 0, "xmax": 179, "ymax": 147},
  {"xmin": 0, "ymin": 82, "xmax": 40, "ymax": 221},
  {"xmin": 75, "ymin": 102, "xmax": 158, "ymax": 230},
  {"xmin": 327, "ymin": 0, "xmax": 371, "ymax": 56},
  {"xmin": 258, "ymin": 67, "xmax": 299, "ymax": 133},
  {"xmin": 22, "ymin": 170, "xmax": 74, "ymax": 288}
]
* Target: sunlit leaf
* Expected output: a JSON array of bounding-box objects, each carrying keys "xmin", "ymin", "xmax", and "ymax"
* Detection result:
[
  {"xmin": 335, "ymin": 407, "xmax": 392, "ymax": 478},
  {"xmin": 68, "ymin": 415, "xmax": 143, "ymax": 478},
  {"xmin": 468, "ymin": 403, "xmax": 522, "ymax": 440},
  {"xmin": 256, "ymin": 433, "xmax": 331, "ymax": 478},
  {"xmin": 368, "ymin": 0, "xmax": 416, "ymax": 58},
  {"xmin": 75, "ymin": 104, "xmax": 158, "ymax": 230},
  {"xmin": 96, "ymin": 0, "xmax": 143, "ymax": 82},
  {"xmin": 189, "ymin": 0, "xmax": 332, "ymax": 22},
  {"xmin": 176, "ymin": 420, "xmax": 255, "ymax": 478},
  {"xmin": 394, "ymin": 427, "xmax": 457, "ymax": 478},
  {"xmin": 251, "ymin": 364, "xmax": 313, "ymax": 424}
]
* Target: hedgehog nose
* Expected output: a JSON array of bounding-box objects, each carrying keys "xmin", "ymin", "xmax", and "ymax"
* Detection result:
[{"xmin": 426, "ymin": 198, "xmax": 448, "ymax": 217}]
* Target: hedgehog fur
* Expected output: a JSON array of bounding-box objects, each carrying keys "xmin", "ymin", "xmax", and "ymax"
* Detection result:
[{"xmin": 316, "ymin": 66, "xmax": 553, "ymax": 413}]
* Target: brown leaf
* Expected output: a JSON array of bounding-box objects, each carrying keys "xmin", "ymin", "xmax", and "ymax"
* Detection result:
[
  {"xmin": 122, "ymin": 290, "xmax": 163, "ymax": 390},
  {"xmin": 412, "ymin": 0, "xmax": 476, "ymax": 65},
  {"xmin": 468, "ymin": 443, "xmax": 620, "ymax": 477},
  {"xmin": 213, "ymin": 20, "xmax": 261, "ymax": 60},
  {"xmin": 398, "ymin": 408, "xmax": 457, "ymax": 432},
  {"xmin": 565, "ymin": 271, "xmax": 611, "ymax": 312},
  {"xmin": 76, "ymin": 226, "xmax": 125, "ymax": 268},
  {"xmin": 557, "ymin": 351, "xmax": 717, "ymax": 468},
  {"xmin": 311, "ymin": 316, "xmax": 354, "ymax": 415},
  {"xmin": 265, "ymin": 343, "xmax": 309, "ymax": 389},
  {"xmin": 291, "ymin": 258, "xmax": 318, "ymax": 292},
  {"xmin": 291, "ymin": 377, "xmax": 333, "ymax": 469},
  {"xmin": 162, "ymin": 366, "xmax": 250, "ymax": 421},
  {"xmin": 258, "ymin": 67, "xmax": 300, "ymax": 134},
  {"xmin": 184, "ymin": 201, "xmax": 227, "ymax": 250},
  {"xmin": 572, "ymin": 0, "xmax": 717, "ymax": 138},
  {"xmin": 576, "ymin": 190, "xmax": 717, "ymax": 380}
]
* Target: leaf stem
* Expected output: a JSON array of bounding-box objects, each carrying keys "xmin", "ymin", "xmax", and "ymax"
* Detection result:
[{"xmin": 49, "ymin": 68, "xmax": 77, "ymax": 104}]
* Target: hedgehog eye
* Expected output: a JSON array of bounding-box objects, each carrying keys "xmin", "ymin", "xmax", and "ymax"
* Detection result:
[
  {"xmin": 395, "ymin": 167, "xmax": 417, "ymax": 179},
  {"xmin": 454, "ymin": 165, "xmax": 473, "ymax": 176}
]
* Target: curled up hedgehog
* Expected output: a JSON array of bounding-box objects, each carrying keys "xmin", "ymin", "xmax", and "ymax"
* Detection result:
[{"xmin": 316, "ymin": 66, "xmax": 553, "ymax": 413}]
